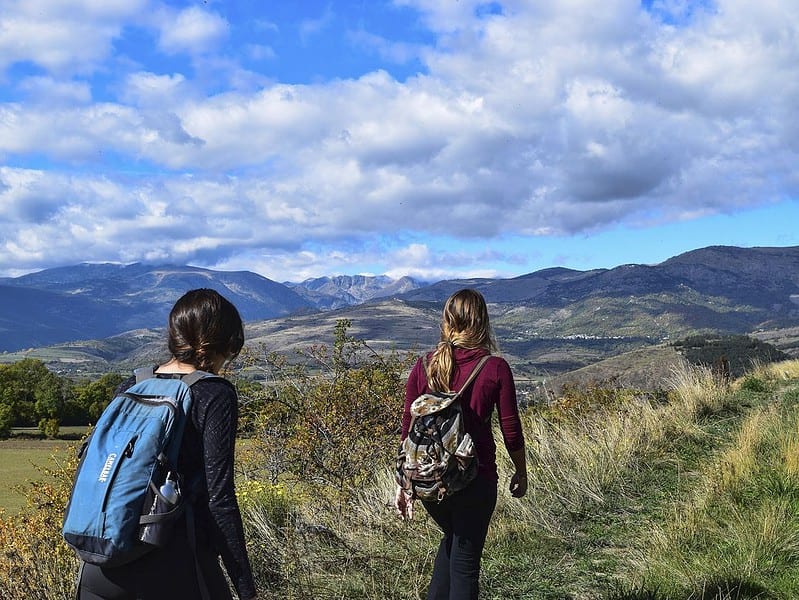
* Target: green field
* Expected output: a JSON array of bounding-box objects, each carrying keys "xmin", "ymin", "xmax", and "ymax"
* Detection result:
[{"xmin": 0, "ymin": 428, "xmax": 86, "ymax": 514}]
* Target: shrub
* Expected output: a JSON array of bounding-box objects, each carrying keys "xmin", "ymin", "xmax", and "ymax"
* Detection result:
[
  {"xmin": 38, "ymin": 417, "xmax": 60, "ymax": 438},
  {"xmin": 740, "ymin": 375, "xmax": 769, "ymax": 393},
  {"xmin": 240, "ymin": 320, "xmax": 414, "ymax": 503},
  {"xmin": 238, "ymin": 480, "xmax": 295, "ymax": 529},
  {"xmin": 0, "ymin": 447, "xmax": 79, "ymax": 600}
]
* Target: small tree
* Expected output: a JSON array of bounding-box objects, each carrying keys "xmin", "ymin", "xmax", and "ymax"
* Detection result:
[
  {"xmin": 34, "ymin": 382, "xmax": 65, "ymax": 438},
  {"xmin": 0, "ymin": 361, "xmax": 38, "ymax": 427},
  {"xmin": 0, "ymin": 402, "xmax": 12, "ymax": 438},
  {"xmin": 240, "ymin": 320, "xmax": 414, "ymax": 501},
  {"xmin": 0, "ymin": 358, "xmax": 69, "ymax": 434}
]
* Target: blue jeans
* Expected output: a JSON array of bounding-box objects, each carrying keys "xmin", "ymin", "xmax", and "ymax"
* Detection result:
[{"xmin": 422, "ymin": 475, "xmax": 498, "ymax": 600}]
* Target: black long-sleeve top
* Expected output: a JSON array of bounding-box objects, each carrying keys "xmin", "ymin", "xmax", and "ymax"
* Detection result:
[{"xmin": 117, "ymin": 373, "xmax": 256, "ymax": 599}]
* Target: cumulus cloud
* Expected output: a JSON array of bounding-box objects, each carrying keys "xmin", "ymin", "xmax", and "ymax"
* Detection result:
[
  {"xmin": 0, "ymin": 0, "xmax": 797, "ymax": 280},
  {"xmin": 157, "ymin": 6, "xmax": 229, "ymax": 55},
  {"xmin": 17, "ymin": 77, "xmax": 92, "ymax": 105},
  {"xmin": 121, "ymin": 72, "xmax": 191, "ymax": 106},
  {"xmin": 347, "ymin": 29, "xmax": 424, "ymax": 65},
  {"xmin": 0, "ymin": 0, "xmax": 146, "ymax": 74}
]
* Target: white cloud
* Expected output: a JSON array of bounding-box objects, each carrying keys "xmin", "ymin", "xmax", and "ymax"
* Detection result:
[
  {"xmin": 299, "ymin": 5, "xmax": 335, "ymax": 43},
  {"xmin": 0, "ymin": 0, "xmax": 798, "ymax": 279},
  {"xmin": 17, "ymin": 77, "xmax": 92, "ymax": 104},
  {"xmin": 157, "ymin": 6, "xmax": 229, "ymax": 55},
  {"xmin": 0, "ymin": 16, "xmax": 115, "ymax": 73},
  {"xmin": 121, "ymin": 72, "xmax": 191, "ymax": 106},
  {"xmin": 246, "ymin": 44, "xmax": 277, "ymax": 61},
  {"xmin": 0, "ymin": 0, "xmax": 147, "ymax": 74},
  {"xmin": 347, "ymin": 29, "xmax": 423, "ymax": 65}
]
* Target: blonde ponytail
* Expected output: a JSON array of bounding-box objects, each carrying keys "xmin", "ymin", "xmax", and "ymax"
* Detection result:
[{"xmin": 426, "ymin": 289, "xmax": 496, "ymax": 392}]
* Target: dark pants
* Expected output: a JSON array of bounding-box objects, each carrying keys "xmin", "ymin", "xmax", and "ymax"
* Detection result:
[
  {"xmin": 422, "ymin": 475, "xmax": 498, "ymax": 600},
  {"xmin": 77, "ymin": 524, "xmax": 232, "ymax": 600}
]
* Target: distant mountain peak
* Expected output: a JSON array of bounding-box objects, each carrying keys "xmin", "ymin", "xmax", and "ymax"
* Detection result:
[{"xmin": 287, "ymin": 274, "xmax": 426, "ymax": 310}]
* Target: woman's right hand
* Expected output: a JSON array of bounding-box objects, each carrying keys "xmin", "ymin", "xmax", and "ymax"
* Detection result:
[{"xmin": 394, "ymin": 485, "xmax": 414, "ymax": 520}]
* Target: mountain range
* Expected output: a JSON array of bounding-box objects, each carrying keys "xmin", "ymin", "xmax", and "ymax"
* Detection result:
[
  {"xmin": 0, "ymin": 263, "xmax": 312, "ymax": 352},
  {"xmin": 2, "ymin": 245, "xmax": 798, "ymax": 384}
]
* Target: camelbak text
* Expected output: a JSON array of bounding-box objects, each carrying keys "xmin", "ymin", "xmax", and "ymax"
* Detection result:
[{"xmin": 98, "ymin": 453, "xmax": 118, "ymax": 483}]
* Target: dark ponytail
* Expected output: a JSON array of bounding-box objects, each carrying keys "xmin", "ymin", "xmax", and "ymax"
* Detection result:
[{"xmin": 167, "ymin": 288, "xmax": 244, "ymax": 372}]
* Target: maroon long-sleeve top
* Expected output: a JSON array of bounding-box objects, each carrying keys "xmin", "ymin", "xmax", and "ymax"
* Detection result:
[{"xmin": 401, "ymin": 347, "xmax": 525, "ymax": 484}]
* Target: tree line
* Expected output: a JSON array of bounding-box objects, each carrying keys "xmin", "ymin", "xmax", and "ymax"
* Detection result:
[
  {"xmin": 0, "ymin": 358, "xmax": 124, "ymax": 438},
  {"xmin": 671, "ymin": 334, "xmax": 789, "ymax": 379}
]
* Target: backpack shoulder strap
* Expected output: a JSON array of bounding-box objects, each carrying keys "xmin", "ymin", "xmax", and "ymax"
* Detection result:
[
  {"xmin": 421, "ymin": 354, "xmax": 433, "ymax": 389},
  {"xmin": 134, "ymin": 367, "xmax": 217, "ymax": 387},
  {"xmin": 452, "ymin": 355, "xmax": 491, "ymax": 399},
  {"xmin": 181, "ymin": 370, "xmax": 216, "ymax": 387}
]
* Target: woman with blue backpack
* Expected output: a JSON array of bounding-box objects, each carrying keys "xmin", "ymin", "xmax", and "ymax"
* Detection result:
[
  {"xmin": 74, "ymin": 288, "xmax": 257, "ymax": 600},
  {"xmin": 395, "ymin": 288, "xmax": 527, "ymax": 600}
]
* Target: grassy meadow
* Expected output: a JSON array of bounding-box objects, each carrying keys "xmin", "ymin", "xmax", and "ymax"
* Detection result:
[
  {"xmin": 4, "ymin": 360, "xmax": 799, "ymax": 598},
  {"xmin": 0, "ymin": 427, "xmax": 87, "ymax": 513}
]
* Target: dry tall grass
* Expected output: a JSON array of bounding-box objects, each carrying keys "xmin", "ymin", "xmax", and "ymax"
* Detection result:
[
  {"xmin": 745, "ymin": 358, "xmax": 799, "ymax": 382},
  {"xmin": 632, "ymin": 370, "xmax": 799, "ymax": 596},
  {"xmin": 495, "ymin": 359, "xmax": 733, "ymax": 538},
  {"xmin": 664, "ymin": 360, "xmax": 732, "ymax": 424},
  {"xmin": 242, "ymin": 466, "xmax": 439, "ymax": 599},
  {"xmin": 506, "ymin": 402, "xmax": 659, "ymax": 535}
]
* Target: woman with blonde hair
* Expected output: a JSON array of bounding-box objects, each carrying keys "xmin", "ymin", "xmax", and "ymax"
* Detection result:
[{"xmin": 395, "ymin": 288, "xmax": 527, "ymax": 600}]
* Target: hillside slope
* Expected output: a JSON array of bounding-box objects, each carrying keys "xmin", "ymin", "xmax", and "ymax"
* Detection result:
[{"xmin": 2, "ymin": 246, "xmax": 799, "ymax": 377}]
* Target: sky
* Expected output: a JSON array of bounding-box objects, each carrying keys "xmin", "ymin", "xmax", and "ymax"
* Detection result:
[{"xmin": 1, "ymin": 0, "xmax": 798, "ymax": 283}]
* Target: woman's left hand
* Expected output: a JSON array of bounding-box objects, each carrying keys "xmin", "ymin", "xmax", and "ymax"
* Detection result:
[{"xmin": 510, "ymin": 472, "xmax": 527, "ymax": 498}]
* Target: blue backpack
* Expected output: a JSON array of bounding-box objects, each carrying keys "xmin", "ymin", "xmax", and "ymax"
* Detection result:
[{"xmin": 62, "ymin": 367, "xmax": 215, "ymax": 567}]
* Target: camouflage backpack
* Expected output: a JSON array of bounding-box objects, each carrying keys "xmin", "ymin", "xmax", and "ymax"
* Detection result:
[{"xmin": 396, "ymin": 355, "xmax": 490, "ymax": 502}]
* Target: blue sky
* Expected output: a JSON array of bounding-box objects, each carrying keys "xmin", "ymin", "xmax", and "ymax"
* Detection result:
[{"xmin": 0, "ymin": 0, "xmax": 797, "ymax": 282}]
